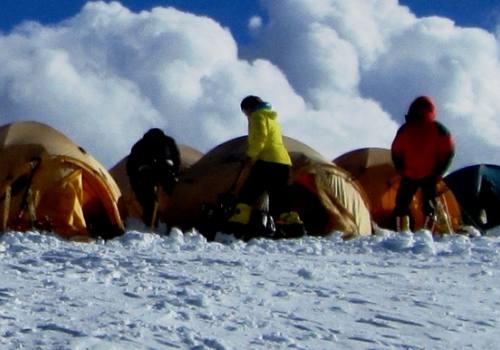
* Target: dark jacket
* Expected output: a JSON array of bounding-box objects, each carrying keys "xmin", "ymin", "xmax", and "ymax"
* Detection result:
[{"xmin": 126, "ymin": 128, "xmax": 180, "ymax": 194}]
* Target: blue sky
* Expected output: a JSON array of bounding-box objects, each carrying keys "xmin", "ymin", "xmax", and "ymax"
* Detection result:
[
  {"xmin": 1, "ymin": 0, "xmax": 498, "ymax": 43},
  {"xmin": 1, "ymin": 1, "xmax": 263, "ymax": 43}
]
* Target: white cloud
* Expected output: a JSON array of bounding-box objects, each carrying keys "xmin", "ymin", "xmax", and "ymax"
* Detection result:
[
  {"xmin": 0, "ymin": 2, "xmax": 244, "ymax": 166},
  {"xmin": 248, "ymin": 16, "xmax": 263, "ymax": 32},
  {"xmin": 0, "ymin": 0, "xmax": 499, "ymax": 172}
]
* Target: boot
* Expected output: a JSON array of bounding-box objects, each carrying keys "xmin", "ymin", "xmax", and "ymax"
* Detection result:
[
  {"xmin": 245, "ymin": 210, "xmax": 276, "ymax": 240},
  {"xmin": 228, "ymin": 203, "xmax": 252, "ymax": 225},
  {"xmin": 277, "ymin": 211, "xmax": 304, "ymax": 225},
  {"xmin": 479, "ymin": 209, "xmax": 487, "ymax": 225},
  {"xmin": 275, "ymin": 211, "xmax": 306, "ymax": 238},
  {"xmin": 401, "ymin": 215, "xmax": 410, "ymax": 232},
  {"xmin": 396, "ymin": 215, "xmax": 410, "ymax": 232}
]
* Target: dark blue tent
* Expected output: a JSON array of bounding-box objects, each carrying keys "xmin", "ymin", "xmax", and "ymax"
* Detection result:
[{"xmin": 444, "ymin": 164, "xmax": 500, "ymax": 230}]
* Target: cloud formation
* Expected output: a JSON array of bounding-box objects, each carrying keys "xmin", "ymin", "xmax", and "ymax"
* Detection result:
[
  {"xmin": 0, "ymin": 2, "xmax": 300, "ymax": 166},
  {"xmin": 251, "ymin": 0, "xmax": 500, "ymax": 169},
  {"xmin": 0, "ymin": 0, "xmax": 499, "ymax": 172}
]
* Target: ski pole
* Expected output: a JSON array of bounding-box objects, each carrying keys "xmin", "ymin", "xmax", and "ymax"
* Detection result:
[
  {"xmin": 149, "ymin": 185, "xmax": 161, "ymax": 230},
  {"xmin": 229, "ymin": 157, "xmax": 253, "ymax": 195}
]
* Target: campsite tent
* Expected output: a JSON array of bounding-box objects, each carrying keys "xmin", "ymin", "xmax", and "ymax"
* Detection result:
[
  {"xmin": 0, "ymin": 121, "xmax": 124, "ymax": 239},
  {"xmin": 109, "ymin": 144, "xmax": 203, "ymax": 223},
  {"xmin": 444, "ymin": 164, "xmax": 500, "ymax": 231},
  {"xmin": 334, "ymin": 147, "xmax": 462, "ymax": 233},
  {"xmin": 165, "ymin": 137, "xmax": 372, "ymax": 239}
]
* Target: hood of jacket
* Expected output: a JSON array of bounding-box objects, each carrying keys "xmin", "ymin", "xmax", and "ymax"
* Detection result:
[{"xmin": 405, "ymin": 96, "xmax": 436, "ymax": 123}]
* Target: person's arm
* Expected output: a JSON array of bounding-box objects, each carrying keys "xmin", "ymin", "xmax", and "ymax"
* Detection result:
[
  {"xmin": 392, "ymin": 152, "xmax": 404, "ymax": 172},
  {"xmin": 164, "ymin": 137, "xmax": 181, "ymax": 174},
  {"xmin": 434, "ymin": 146, "xmax": 454, "ymax": 176},
  {"xmin": 434, "ymin": 123, "xmax": 455, "ymax": 176},
  {"xmin": 434, "ymin": 154, "xmax": 453, "ymax": 179},
  {"xmin": 158, "ymin": 137, "xmax": 181, "ymax": 192},
  {"xmin": 391, "ymin": 126, "xmax": 406, "ymax": 173}
]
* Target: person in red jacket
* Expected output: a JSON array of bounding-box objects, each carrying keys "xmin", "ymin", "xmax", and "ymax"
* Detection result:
[{"xmin": 391, "ymin": 96, "xmax": 455, "ymax": 231}]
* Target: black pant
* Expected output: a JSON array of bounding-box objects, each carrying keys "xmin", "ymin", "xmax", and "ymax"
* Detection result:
[
  {"xmin": 130, "ymin": 180, "xmax": 158, "ymax": 226},
  {"xmin": 129, "ymin": 166, "xmax": 177, "ymax": 226},
  {"xmin": 393, "ymin": 176, "xmax": 437, "ymax": 217},
  {"xmin": 238, "ymin": 160, "xmax": 291, "ymax": 218}
]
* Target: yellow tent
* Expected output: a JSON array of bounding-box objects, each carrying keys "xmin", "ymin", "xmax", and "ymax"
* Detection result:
[
  {"xmin": 165, "ymin": 137, "xmax": 372, "ymax": 239},
  {"xmin": 0, "ymin": 121, "xmax": 124, "ymax": 239},
  {"xmin": 109, "ymin": 144, "xmax": 203, "ymax": 223},
  {"xmin": 334, "ymin": 147, "xmax": 462, "ymax": 233}
]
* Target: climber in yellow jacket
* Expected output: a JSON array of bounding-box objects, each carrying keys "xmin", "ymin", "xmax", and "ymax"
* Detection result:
[{"xmin": 229, "ymin": 95, "xmax": 301, "ymax": 227}]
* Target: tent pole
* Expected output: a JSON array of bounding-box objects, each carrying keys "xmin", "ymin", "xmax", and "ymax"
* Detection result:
[
  {"xmin": 27, "ymin": 189, "xmax": 39, "ymax": 228},
  {"xmin": 149, "ymin": 185, "xmax": 160, "ymax": 230},
  {"xmin": 2, "ymin": 186, "xmax": 11, "ymax": 232},
  {"xmin": 436, "ymin": 195, "xmax": 453, "ymax": 234}
]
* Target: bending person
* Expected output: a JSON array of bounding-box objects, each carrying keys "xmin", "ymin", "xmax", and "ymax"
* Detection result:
[
  {"xmin": 127, "ymin": 128, "xmax": 180, "ymax": 227},
  {"xmin": 228, "ymin": 95, "xmax": 302, "ymax": 232}
]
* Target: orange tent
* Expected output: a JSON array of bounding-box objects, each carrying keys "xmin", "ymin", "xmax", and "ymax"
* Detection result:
[
  {"xmin": 109, "ymin": 144, "xmax": 203, "ymax": 223},
  {"xmin": 0, "ymin": 121, "xmax": 124, "ymax": 239},
  {"xmin": 165, "ymin": 137, "xmax": 372, "ymax": 239},
  {"xmin": 334, "ymin": 147, "xmax": 462, "ymax": 233}
]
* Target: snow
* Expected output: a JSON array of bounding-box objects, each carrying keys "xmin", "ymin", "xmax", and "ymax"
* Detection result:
[{"xmin": 1, "ymin": 226, "xmax": 499, "ymax": 349}]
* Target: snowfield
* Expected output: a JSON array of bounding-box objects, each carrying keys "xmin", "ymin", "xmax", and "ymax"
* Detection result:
[{"xmin": 1, "ymin": 227, "xmax": 499, "ymax": 350}]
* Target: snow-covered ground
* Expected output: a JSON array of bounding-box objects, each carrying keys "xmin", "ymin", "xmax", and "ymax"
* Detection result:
[{"xmin": 1, "ymin": 226, "xmax": 499, "ymax": 350}]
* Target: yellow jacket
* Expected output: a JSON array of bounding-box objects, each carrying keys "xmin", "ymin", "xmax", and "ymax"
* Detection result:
[{"xmin": 247, "ymin": 105, "xmax": 292, "ymax": 165}]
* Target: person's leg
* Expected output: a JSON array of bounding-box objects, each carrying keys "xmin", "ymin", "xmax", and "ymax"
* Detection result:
[
  {"xmin": 237, "ymin": 161, "xmax": 268, "ymax": 205},
  {"xmin": 394, "ymin": 177, "xmax": 419, "ymax": 216},
  {"xmin": 393, "ymin": 177, "xmax": 419, "ymax": 230},
  {"xmin": 129, "ymin": 167, "xmax": 158, "ymax": 226},
  {"xmin": 134, "ymin": 184, "xmax": 156, "ymax": 226},
  {"xmin": 229, "ymin": 161, "xmax": 268, "ymax": 224},
  {"xmin": 263, "ymin": 163, "xmax": 304, "ymax": 235},
  {"xmin": 265, "ymin": 163, "xmax": 291, "ymax": 218},
  {"xmin": 420, "ymin": 177, "xmax": 437, "ymax": 217}
]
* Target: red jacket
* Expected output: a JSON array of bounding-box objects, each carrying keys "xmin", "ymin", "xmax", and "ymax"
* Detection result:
[{"xmin": 391, "ymin": 96, "xmax": 455, "ymax": 180}]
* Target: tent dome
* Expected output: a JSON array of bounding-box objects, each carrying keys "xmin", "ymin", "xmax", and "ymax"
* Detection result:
[
  {"xmin": 0, "ymin": 121, "xmax": 124, "ymax": 239},
  {"xmin": 445, "ymin": 164, "xmax": 500, "ymax": 231}
]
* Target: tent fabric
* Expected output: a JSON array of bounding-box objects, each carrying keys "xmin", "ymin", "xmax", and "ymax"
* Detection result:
[
  {"xmin": 334, "ymin": 147, "xmax": 462, "ymax": 233},
  {"xmin": 109, "ymin": 144, "xmax": 203, "ymax": 223},
  {"xmin": 165, "ymin": 137, "xmax": 372, "ymax": 238},
  {"xmin": 290, "ymin": 157, "xmax": 372, "ymax": 238},
  {"xmin": 0, "ymin": 121, "xmax": 124, "ymax": 239},
  {"xmin": 444, "ymin": 164, "xmax": 500, "ymax": 230},
  {"xmin": 334, "ymin": 147, "xmax": 400, "ymax": 227}
]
